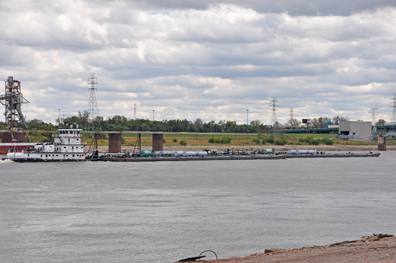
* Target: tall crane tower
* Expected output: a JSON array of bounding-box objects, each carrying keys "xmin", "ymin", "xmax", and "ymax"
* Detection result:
[{"xmin": 0, "ymin": 76, "xmax": 30, "ymax": 141}]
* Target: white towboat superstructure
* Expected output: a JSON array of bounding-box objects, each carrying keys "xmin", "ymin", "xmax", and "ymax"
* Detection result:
[{"xmin": 7, "ymin": 127, "xmax": 86, "ymax": 162}]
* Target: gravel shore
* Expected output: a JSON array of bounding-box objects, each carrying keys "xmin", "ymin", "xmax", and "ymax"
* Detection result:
[{"xmin": 195, "ymin": 234, "xmax": 396, "ymax": 263}]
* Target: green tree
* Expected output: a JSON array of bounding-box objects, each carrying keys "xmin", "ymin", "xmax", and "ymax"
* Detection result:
[{"xmin": 376, "ymin": 119, "xmax": 386, "ymax": 126}]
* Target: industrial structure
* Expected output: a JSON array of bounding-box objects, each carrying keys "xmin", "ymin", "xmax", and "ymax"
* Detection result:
[
  {"xmin": 0, "ymin": 76, "xmax": 30, "ymax": 142},
  {"xmin": 338, "ymin": 121, "xmax": 372, "ymax": 140}
]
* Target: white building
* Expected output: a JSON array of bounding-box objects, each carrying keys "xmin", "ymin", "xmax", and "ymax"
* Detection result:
[{"xmin": 338, "ymin": 121, "xmax": 372, "ymax": 140}]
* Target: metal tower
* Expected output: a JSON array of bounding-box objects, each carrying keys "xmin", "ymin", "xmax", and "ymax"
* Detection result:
[
  {"xmin": 134, "ymin": 103, "xmax": 136, "ymax": 119},
  {"xmin": 0, "ymin": 76, "xmax": 30, "ymax": 141},
  {"xmin": 391, "ymin": 95, "xmax": 396, "ymax": 124},
  {"xmin": 87, "ymin": 73, "xmax": 99, "ymax": 130},
  {"xmin": 370, "ymin": 107, "xmax": 378, "ymax": 125},
  {"xmin": 289, "ymin": 107, "xmax": 294, "ymax": 120},
  {"xmin": 269, "ymin": 97, "xmax": 279, "ymax": 130}
]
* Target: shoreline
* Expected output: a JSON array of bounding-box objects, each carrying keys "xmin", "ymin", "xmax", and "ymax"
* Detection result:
[
  {"xmin": 196, "ymin": 234, "xmax": 396, "ymax": 263},
  {"xmin": 94, "ymin": 145, "xmax": 395, "ymax": 153}
]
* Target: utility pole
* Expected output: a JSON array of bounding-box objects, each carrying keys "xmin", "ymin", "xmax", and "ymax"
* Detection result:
[
  {"xmin": 246, "ymin": 109, "xmax": 249, "ymax": 138},
  {"xmin": 370, "ymin": 107, "xmax": 378, "ymax": 125},
  {"xmin": 289, "ymin": 107, "xmax": 294, "ymax": 128},
  {"xmin": 391, "ymin": 95, "xmax": 396, "ymax": 127}
]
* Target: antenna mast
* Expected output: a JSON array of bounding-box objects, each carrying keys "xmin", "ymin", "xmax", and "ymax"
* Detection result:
[{"xmin": 87, "ymin": 73, "xmax": 99, "ymax": 130}]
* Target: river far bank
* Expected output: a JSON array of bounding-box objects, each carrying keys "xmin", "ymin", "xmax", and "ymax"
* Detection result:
[
  {"xmin": 94, "ymin": 144, "xmax": 395, "ymax": 153},
  {"xmin": 194, "ymin": 234, "xmax": 396, "ymax": 263}
]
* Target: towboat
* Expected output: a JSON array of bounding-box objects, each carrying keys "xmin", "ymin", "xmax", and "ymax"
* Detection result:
[{"xmin": 6, "ymin": 127, "xmax": 86, "ymax": 162}]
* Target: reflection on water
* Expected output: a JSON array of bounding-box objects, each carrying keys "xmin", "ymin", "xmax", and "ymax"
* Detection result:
[{"xmin": 1, "ymin": 151, "xmax": 395, "ymax": 262}]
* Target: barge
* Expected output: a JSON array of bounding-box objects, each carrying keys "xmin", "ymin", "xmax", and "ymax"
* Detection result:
[
  {"xmin": 102, "ymin": 154, "xmax": 287, "ymax": 162},
  {"xmin": 285, "ymin": 150, "xmax": 381, "ymax": 158}
]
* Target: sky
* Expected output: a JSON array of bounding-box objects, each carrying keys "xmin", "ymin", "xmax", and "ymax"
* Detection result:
[{"xmin": 1, "ymin": 0, "xmax": 396, "ymax": 125}]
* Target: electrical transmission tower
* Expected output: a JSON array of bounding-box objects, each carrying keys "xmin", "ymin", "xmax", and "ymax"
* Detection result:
[
  {"xmin": 370, "ymin": 107, "xmax": 378, "ymax": 125},
  {"xmin": 87, "ymin": 73, "xmax": 99, "ymax": 130},
  {"xmin": 269, "ymin": 97, "xmax": 279, "ymax": 131},
  {"xmin": 391, "ymin": 95, "xmax": 396, "ymax": 125},
  {"xmin": 289, "ymin": 107, "xmax": 294, "ymax": 127}
]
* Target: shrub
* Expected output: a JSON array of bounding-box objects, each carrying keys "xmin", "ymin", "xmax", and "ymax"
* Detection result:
[
  {"xmin": 221, "ymin": 136, "xmax": 232, "ymax": 144},
  {"xmin": 304, "ymin": 136, "xmax": 314, "ymax": 143},
  {"xmin": 208, "ymin": 138, "xmax": 215, "ymax": 143},
  {"xmin": 163, "ymin": 138, "xmax": 166, "ymax": 144},
  {"xmin": 262, "ymin": 139, "xmax": 266, "ymax": 145},
  {"xmin": 322, "ymin": 138, "xmax": 333, "ymax": 145},
  {"xmin": 121, "ymin": 136, "xmax": 125, "ymax": 144},
  {"xmin": 311, "ymin": 139, "xmax": 320, "ymax": 145},
  {"xmin": 173, "ymin": 138, "xmax": 178, "ymax": 143},
  {"xmin": 252, "ymin": 138, "xmax": 260, "ymax": 145},
  {"xmin": 275, "ymin": 139, "xmax": 287, "ymax": 145},
  {"xmin": 298, "ymin": 138, "xmax": 305, "ymax": 143},
  {"xmin": 179, "ymin": 140, "xmax": 187, "ymax": 146},
  {"xmin": 257, "ymin": 132, "xmax": 262, "ymax": 139},
  {"xmin": 266, "ymin": 137, "xmax": 274, "ymax": 144}
]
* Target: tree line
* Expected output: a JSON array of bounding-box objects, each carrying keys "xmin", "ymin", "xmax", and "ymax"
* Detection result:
[{"xmin": 1, "ymin": 112, "xmax": 381, "ymax": 133}]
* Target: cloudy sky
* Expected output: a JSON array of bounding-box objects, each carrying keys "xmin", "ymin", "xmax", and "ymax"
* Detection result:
[{"xmin": 1, "ymin": 0, "xmax": 396, "ymax": 125}]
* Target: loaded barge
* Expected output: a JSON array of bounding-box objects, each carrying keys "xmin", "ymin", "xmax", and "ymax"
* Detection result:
[
  {"xmin": 96, "ymin": 149, "xmax": 380, "ymax": 162},
  {"xmin": 285, "ymin": 150, "xmax": 381, "ymax": 158}
]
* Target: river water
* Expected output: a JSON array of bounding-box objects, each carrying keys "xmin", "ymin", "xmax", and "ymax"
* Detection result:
[{"xmin": 1, "ymin": 151, "xmax": 395, "ymax": 263}]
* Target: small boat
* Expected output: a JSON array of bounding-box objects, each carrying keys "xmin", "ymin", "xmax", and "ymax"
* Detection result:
[{"xmin": 6, "ymin": 126, "xmax": 86, "ymax": 162}]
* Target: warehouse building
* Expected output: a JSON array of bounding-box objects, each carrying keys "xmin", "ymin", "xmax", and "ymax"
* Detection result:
[{"xmin": 338, "ymin": 121, "xmax": 372, "ymax": 140}]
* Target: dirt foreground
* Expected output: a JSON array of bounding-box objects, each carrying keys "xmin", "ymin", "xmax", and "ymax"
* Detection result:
[
  {"xmin": 95, "ymin": 145, "xmax": 395, "ymax": 153},
  {"xmin": 193, "ymin": 234, "xmax": 396, "ymax": 263}
]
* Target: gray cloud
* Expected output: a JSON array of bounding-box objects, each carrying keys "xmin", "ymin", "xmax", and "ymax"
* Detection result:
[
  {"xmin": 0, "ymin": 1, "xmax": 395, "ymax": 125},
  {"xmin": 102, "ymin": 0, "xmax": 396, "ymax": 16}
]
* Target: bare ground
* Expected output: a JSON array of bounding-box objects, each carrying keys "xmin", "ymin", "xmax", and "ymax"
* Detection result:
[{"xmin": 195, "ymin": 234, "xmax": 396, "ymax": 263}]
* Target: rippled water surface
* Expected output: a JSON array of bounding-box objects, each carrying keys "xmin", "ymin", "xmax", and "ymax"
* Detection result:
[{"xmin": 1, "ymin": 152, "xmax": 395, "ymax": 262}]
